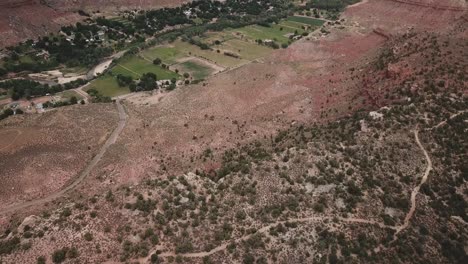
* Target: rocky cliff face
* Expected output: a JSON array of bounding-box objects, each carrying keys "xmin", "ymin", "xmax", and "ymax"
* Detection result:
[{"xmin": 0, "ymin": 0, "xmax": 188, "ymax": 48}]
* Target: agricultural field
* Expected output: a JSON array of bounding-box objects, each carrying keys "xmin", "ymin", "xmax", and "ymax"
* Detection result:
[
  {"xmin": 109, "ymin": 16, "xmax": 132, "ymax": 25},
  {"xmin": 202, "ymin": 31, "xmax": 236, "ymax": 45},
  {"xmin": 112, "ymin": 56, "xmax": 180, "ymax": 80},
  {"xmin": 227, "ymin": 25, "xmax": 290, "ymax": 45},
  {"xmin": 287, "ymin": 16, "xmax": 325, "ymax": 26},
  {"xmin": 225, "ymin": 16, "xmax": 324, "ymax": 46},
  {"xmin": 109, "ymin": 15, "xmax": 324, "ymax": 85},
  {"xmin": 172, "ymin": 39, "xmax": 246, "ymax": 68},
  {"xmin": 85, "ymin": 74, "xmax": 130, "ymax": 97},
  {"xmin": 140, "ymin": 46, "xmax": 184, "ymax": 65},
  {"xmin": 174, "ymin": 59, "xmax": 216, "ymax": 80},
  {"xmin": 213, "ymin": 38, "xmax": 272, "ymax": 60},
  {"xmin": 57, "ymin": 90, "xmax": 83, "ymax": 101}
]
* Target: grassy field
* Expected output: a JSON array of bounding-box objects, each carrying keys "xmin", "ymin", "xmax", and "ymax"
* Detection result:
[
  {"xmin": 214, "ymin": 39, "xmax": 272, "ymax": 60},
  {"xmin": 86, "ymin": 75, "xmax": 130, "ymax": 97},
  {"xmin": 58, "ymin": 90, "xmax": 83, "ymax": 100},
  {"xmin": 140, "ymin": 46, "xmax": 184, "ymax": 65},
  {"xmin": 287, "ymin": 16, "xmax": 325, "ymax": 26},
  {"xmin": 19, "ymin": 55, "xmax": 35, "ymax": 64},
  {"xmin": 279, "ymin": 20, "xmax": 308, "ymax": 31},
  {"xmin": 112, "ymin": 56, "xmax": 180, "ymax": 80},
  {"xmin": 125, "ymin": 16, "xmax": 322, "ymax": 82},
  {"xmin": 109, "ymin": 16, "xmax": 132, "ymax": 25},
  {"xmin": 176, "ymin": 60, "xmax": 215, "ymax": 80},
  {"xmin": 201, "ymin": 31, "xmax": 236, "ymax": 45},
  {"xmin": 173, "ymin": 39, "xmax": 245, "ymax": 68},
  {"xmin": 228, "ymin": 25, "xmax": 291, "ymax": 44}
]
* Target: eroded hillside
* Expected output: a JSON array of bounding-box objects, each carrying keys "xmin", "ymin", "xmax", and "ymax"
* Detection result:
[{"xmin": 0, "ymin": 0, "xmax": 466, "ymax": 263}]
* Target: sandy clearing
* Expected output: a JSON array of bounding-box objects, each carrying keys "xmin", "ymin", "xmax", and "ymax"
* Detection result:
[{"xmin": 89, "ymin": 50, "xmax": 126, "ymax": 78}]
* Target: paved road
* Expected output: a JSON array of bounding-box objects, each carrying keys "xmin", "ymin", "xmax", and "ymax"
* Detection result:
[{"xmin": 0, "ymin": 100, "xmax": 128, "ymax": 215}]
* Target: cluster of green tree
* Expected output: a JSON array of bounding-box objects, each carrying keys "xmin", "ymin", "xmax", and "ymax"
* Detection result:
[
  {"xmin": 186, "ymin": 37, "xmax": 210, "ymax": 50},
  {"xmin": 133, "ymin": 6, "xmax": 193, "ymax": 35},
  {"xmin": 43, "ymin": 96, "xmax": 80, "ymax": 109},
  {"xmin": 134, "ymin": 73, "xmax": 158, "ymax": 92},
  {"xmin": 95, "ymin": 17, "xmax": 138, "ymax": 39},
  {"xmin": 37, "ymin": 37, "xmax": 112, "ymax": 67},
  {"xmin": 0, "ymin": 78, "xmax": 87, "ymax": 100},
  {"xmin": 1, "ymin": 49, "xmax": 60, "ymax": 74},
  {"xmin": 0, "ymin": 108, "xmax": 23, "ymax": 121},
  {"xmin": 307, "ymin": 0, "xmax": 360, "ymax": 11},
  {"xmin": 116, "ymin": 74, "xmax": 134, "ymax": 87},
  {"xmin": 116, "ymin": 71, "xmax": 158, "ymax": 92},
  {"xmin": 133, "ymin": 0, "xmax": 290, "ymax": 38},
  {"xmin": 86, "ymin": 89, "xmax": 112, "ymax": 103},
  {"xmin": 1, "ymin": 0, "xmax": 294, "ymax": 77}
]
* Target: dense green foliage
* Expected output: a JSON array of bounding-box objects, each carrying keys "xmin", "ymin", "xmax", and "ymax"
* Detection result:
[{"xmin": 0, "ymin": 79, "xmax": 86, "ymax": 100}]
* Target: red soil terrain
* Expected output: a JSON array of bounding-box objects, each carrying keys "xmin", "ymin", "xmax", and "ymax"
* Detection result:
[
  {"xmin": 0, "ymin": 0, "xmax": 465, "ymax": 219},
  {"xmin": 78, "ymin": 0, "xmax": 466, "ymax": 194},
  {"xmin": 0, "ymin": 0, "xmax": 189, "ymax": 48},
  {"xmin": 0, "ymin": 1, "xmax": 466, "ymax": 262},
  {"xmin": 0, "ymin": 104, "xmax": 118, "ymax": 209},
  {"xmin": 345, "ymin": 0, "xmax": 466, "ymax": 34}
]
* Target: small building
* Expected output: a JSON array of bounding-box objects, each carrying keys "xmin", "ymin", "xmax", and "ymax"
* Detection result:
[
  {"xmin": 36, "ymin": 50, "xmax": 50, "ymax": 60},
  {"xmin": 184, "ymin": 9, "xmax": 192, "ymax": 17}
]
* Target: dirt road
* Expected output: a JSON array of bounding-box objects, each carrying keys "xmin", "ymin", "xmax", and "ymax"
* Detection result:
[
  {"xmin": 87, "ymin": 50, "xmax": 126, "ymax": 79},
  {"xmin": 73, "ymin": 84, "xmax": 92, "ymax": 103},
  {"xmin": 145, "ymin": 216, "xmax": 396, "ymax": 260},
  {"xmin": 430, "ymin": 110, "xmax": 467, "ymax": 130},
  {"xmin": 144, "ymin": 130, "xmax": 433, "ymax": 259},
  {"xmin": 392, "ymin": 130, "xmax": 432, "ymax": 241},
  {"xmin": 0, "ymin": 100, "xmax": 128, "ymax": 215}
]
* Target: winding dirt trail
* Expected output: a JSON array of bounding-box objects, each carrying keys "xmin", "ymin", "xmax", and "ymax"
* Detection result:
[
  {"xmin": 145, "ymin": 130, "xmax": 432, "ymax": 260},
  {"xmin": 0, "ymin": 100, "xmax": 128, "ymax": 215},
  {"xmin": 144, "ymin": 216, "xmax": 396, "ymax": 260},
  {"xmin": 392, "ymin": 130, "xmax": 432, "ymax": 241},
  {"xmin": 429, "ymin": 110, "xmax": 467, "ymax": 130},
  {"xmin": 0, "ymin": 129, "xmax": 22, "ymax": 151}
]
